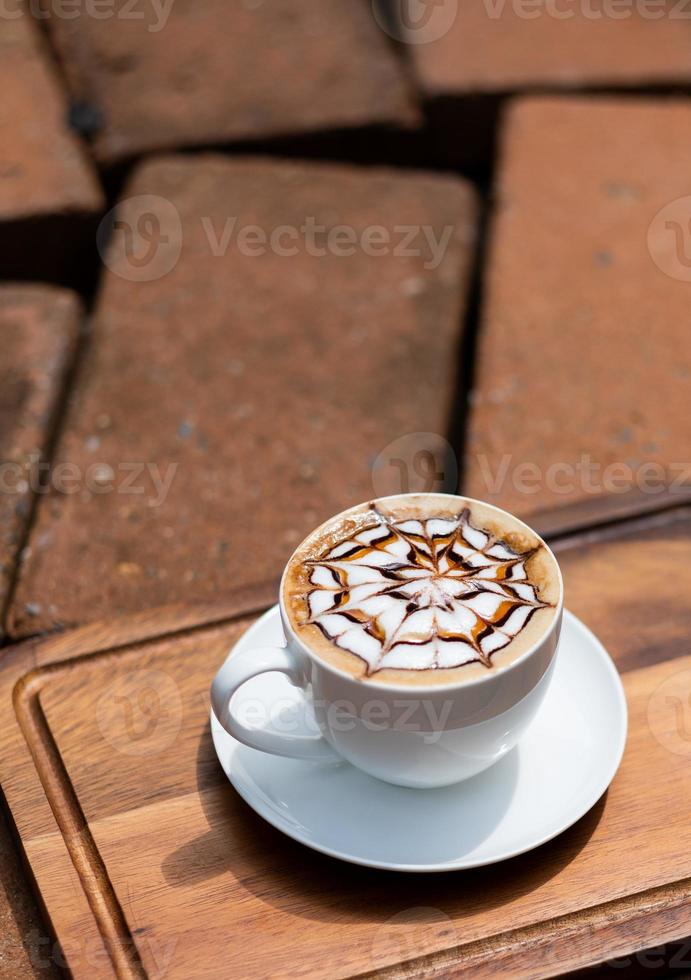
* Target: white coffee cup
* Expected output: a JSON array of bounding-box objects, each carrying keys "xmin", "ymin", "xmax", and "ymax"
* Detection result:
[{"xmin": 211, "ymin": 498, "xmax": 564, "ymax": 789}]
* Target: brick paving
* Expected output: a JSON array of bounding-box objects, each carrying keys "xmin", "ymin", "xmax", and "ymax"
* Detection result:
[
  {"xmin": 8, "ymin": 156, "xmax": 476, "ymax": 637},
  {"xmin": 411, "ymin": 1, "xmax": 691, "ymax": 166},
  {"xmin": 44, "ymin": 0, "xmax": 416, "ymax": 164},
  {"xmin": 465, "ymin": 97, "xmax": 691, "ymax": 517},
  {"xmin": 0, "ymin": 286, "xmax": 81, "ymax": 636},
  {"xmin": 413, "ymin": 1, "xmax": 691, "ymax": 93},
  {"xmin": 0, "ymin": 14, "xmax": 102, "ymax": 280}
]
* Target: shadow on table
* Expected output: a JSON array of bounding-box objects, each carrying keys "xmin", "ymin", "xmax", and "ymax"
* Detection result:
[{"xmin": 161, "ymin": 724, "xmax": 607, "ymax": 928}]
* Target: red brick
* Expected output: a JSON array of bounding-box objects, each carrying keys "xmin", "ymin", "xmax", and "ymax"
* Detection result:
[
  {"xmin": 408, "ymin": 1, "xmax": 691, "ymax": 166},
  {"xmin": 465, "ymin": 97, "xmax": 691, "ymax": 518},
  {"xmin": 414, "ymin": 1, "xmax": 691, "ymax": 92},
  {"xmin": 0, "ymin": 286, "xmax": 81, "ymax": 634},
  {"xmin": 0, "ymin": 14, "xmax": 103, "ymax": 280},
  {"xmin": 9, "ymin": 156, "xmax": 477, "ymax": 636},
  {"xmin": 45, "ymin": 0, "xmax": 416, "ymax": 164}
]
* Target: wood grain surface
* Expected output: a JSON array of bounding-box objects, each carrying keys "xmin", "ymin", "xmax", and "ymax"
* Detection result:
[{"xmin": 1, "ymin": 508, "xmax": 691, "ymax": 978}]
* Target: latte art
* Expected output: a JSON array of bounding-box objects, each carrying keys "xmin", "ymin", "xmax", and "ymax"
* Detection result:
[
  {"xmin": 283, "ymin": 496, "xmax": 560, "ymax": 683},
  {"xmin": 301, "ymin": 507, "xmax": 549, "ymax": 675}
]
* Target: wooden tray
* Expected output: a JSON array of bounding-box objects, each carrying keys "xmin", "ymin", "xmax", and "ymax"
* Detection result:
[{"xmin": 2, "ymin": 509, "xmax": 691, "ymax": 979}]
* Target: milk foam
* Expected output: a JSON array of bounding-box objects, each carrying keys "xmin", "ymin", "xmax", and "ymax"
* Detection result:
[{"xmin": 302, "ymin": 507, "xmax": 551, "ymax": 675}]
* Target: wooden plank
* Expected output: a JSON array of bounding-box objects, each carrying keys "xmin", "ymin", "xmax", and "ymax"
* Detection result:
[
  {"xmin": 41, "ymin": 654, "xmax": 691, "ymax": 979},
  {"xmin": 1, "ymin": 512, "xmax": 690, "ymax": 978},
  {"xmin": 0, "ymin": 589, "xmax": 271, "ymax": 980},
  {"xmin": 531, "ymin": 487, "xmax": 691, "ymax": 542},
  {"xmin": 553, "ymin": 506, "xmax": 691, "ymax": 674}
]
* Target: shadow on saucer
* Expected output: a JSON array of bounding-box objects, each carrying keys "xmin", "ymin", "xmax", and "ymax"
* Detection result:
[{"xmin": 160, "ymin": 722, "xmax": 607, "ymax": 927}]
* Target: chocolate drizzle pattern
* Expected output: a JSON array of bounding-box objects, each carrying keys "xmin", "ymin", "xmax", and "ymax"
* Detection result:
[{"xmin": 301, "ymin": 506, "xmax": 552, "ymax": 675}]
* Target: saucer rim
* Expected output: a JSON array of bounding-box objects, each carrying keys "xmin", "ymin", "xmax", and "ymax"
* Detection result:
[{"xmin": 210, "ymin": 607, "xmax": 628, "ymax": 873}]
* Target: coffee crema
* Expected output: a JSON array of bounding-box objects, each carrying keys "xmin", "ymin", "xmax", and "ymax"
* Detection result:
[{"xmin": 282, "ymin": 495, "xmax": 562, "ymax": 686}]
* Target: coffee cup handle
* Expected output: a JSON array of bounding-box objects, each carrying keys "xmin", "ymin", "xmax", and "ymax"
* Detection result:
[{"xmin": 211, "ymin": 646, "xmax": 340, "ymax": 761}]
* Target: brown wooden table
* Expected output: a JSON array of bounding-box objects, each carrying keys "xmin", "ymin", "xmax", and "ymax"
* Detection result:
[{"xmin": 1, "ymin": 499, "xmax": 691, "ymax": 979}]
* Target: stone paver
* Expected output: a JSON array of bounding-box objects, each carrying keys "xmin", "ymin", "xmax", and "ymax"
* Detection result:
[
  {"xmin": 412, "ymin": 2, "xmax": 691, "ymax": 95},
  {"xmin": 465, "ymin": 97, "xmax": 691, "ymax": 518},
  {"xmin": 0, "ymin": 14, "xmax": 103, "ymax": 279},
  {"xmin": 45, "ymin": 0, "xmax": 416, "ymax": 164},
  {"xmin": 9, "ymin": 156, "xmax": 477, "ymax": 636},
  {"xmin": 0, "ymin": 286, "xmax": 81, "ymax": 635}
]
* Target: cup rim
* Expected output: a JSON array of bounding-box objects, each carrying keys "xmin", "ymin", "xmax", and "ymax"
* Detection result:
[{"xmin": 279, "ymin": 492, "xmax": 564, "ymax": 693}]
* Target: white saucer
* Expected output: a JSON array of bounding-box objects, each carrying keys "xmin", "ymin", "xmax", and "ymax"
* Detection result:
[{"xmin": 211, "ymin": 607, "xmax": 627, "ymax": 872}]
